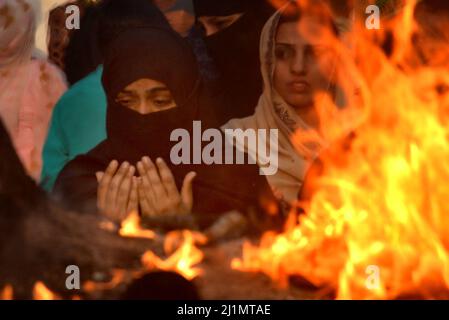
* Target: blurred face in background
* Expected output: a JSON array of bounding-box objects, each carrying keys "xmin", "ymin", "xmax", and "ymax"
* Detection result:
[
  {"xmin": 197, "ymin": 12, "xmax": 244, "ymax": 36},
  {"xmin": 273, "ymin": 16, "xmax": 338, "ymax": 125},
  {"xmin": 0, "ymin": 0, "xmax": 35, "ymax": 67},
  {"xmin": 154, "ymin": 0, "xmax": 195, "ymax": 36},
  {"xmin": 116, "ymin": 78, "xmax": 176, "ymax": 115}
]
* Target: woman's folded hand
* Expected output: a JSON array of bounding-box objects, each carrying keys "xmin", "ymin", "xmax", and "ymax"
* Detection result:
[
  {"xmin": 137, "ymin": 156, "xmax": 196, "ymax": 219},
  {"xmin": 96, "ymin": 160, "xmax": 138, "ymax": 223}
]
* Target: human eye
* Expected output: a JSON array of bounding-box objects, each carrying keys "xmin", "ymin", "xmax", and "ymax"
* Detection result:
[
  {"xmin": 151, "ymin": 95, "xmax": 175, "ymax": 108},
  {"xmin": 116, "ymin": 93, "xmax": 137, "ymax": 107},
  {"xmin": 275, "ymin": 45, "xmax": 294, "ymax": 61}
]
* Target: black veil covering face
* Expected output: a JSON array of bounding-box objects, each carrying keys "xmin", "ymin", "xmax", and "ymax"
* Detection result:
[
  {"xmin": 53, "ymin": 27, "xmax": 279, "ymax": 230},
  {"xmin": 193, "ymin": 0, "xmax": 276, "ymax": 124},
  {"xmin": 102, "ymin": 28, "xmax": 201, "ymax": 158}
]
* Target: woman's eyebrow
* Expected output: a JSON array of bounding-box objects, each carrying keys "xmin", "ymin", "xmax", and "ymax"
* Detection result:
[
  {"xmin": 119, "ymin": 90, "xmax": 137, "ymax": 96},
  {"xmin": 147, "ymin": 87, "xmax": 170, "ymax": 95}
]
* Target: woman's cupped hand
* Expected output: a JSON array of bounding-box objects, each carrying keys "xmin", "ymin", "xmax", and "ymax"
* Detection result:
[{"xmin": 96, "ymin": 157, "xmax": 196, "ymax": 224}]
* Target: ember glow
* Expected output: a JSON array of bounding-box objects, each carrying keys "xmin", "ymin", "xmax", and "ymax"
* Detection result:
[
  {"xmin": 142, "ymin": 230, "xmax": 207, "ymax": 280},
  {"xmin": 33, "ymin": 282, "xmax": 60, "ymax": 300},
  {"xmin": 0, "ymin": 285, "xmax": 13, "ymax": 300},
  {"xmin": 119, "ymin": 211, "xmax": 156, "ymax": 240},
  {"xmin": 232, "ymin": 0, "xmax": 449, "ymax": 299}
]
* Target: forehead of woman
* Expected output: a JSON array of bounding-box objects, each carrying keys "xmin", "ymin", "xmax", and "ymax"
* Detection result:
[
  {"xmin": 276, "ymin": 15, "xmax": 337, "ymax": 48},
  {"xmin": 101, "ymin": 27, "xmax": 199, "ymax": 104},
  {"xmin": 276, "ymin": 1, "xmax": 338, "ymax": 41}
]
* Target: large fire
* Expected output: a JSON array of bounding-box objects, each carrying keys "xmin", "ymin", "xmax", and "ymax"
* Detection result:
[{"xmin": 232, "ymin": 0, "xmax": 449, "ymax": 299}]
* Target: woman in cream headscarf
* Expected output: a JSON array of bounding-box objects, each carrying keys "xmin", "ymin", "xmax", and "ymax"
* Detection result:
[
  {"xmin": 0, "ymin": 0, "xmax": 67, "ymax": 180},
  {"xmin": 222, "ymin": 1, "xmax": 364, "ymax": 207}
]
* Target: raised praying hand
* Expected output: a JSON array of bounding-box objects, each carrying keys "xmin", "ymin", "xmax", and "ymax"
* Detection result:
[{"xmin": 96, "ymin": 157, "xmax": 196, "ymax": 223}]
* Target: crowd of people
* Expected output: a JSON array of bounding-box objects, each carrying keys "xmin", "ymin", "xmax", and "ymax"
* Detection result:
[{"xmin": 1, "ymin": 0, "xmax": 362, "ymax": 237}]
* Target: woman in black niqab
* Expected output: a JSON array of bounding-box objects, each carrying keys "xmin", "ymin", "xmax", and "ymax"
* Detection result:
[
  {"xmin": 193, "ymin": 0, "xmax": 276, "ymax": 124},
  {"xmin": 53, "ymin": 26, "xmax": 279, "ymax": 232}
]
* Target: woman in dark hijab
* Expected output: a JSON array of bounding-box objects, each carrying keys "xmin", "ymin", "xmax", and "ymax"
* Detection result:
[
  {"xmin": 62, "ymin": 2, "xmax": 103, "ymax": 86},
  {"xmin": 53, "ymin": 26, "xmax": 279, "ymax": 232},
  {"xmin": 193, "ymin": 0, "xmax": 276, "ymax": 124},
  {"xmin": 47, "ymin": 0, "xmax": 103, "ymax": 86}
]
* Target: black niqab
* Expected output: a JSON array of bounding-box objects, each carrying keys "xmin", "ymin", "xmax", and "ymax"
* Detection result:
[
  {"xmin": 194, "ymin": 0, "xmax": 276, "ymax": 123},
  {"xmin": 102, "ymin": 28, "xmax": 201, "ymax": 159}
]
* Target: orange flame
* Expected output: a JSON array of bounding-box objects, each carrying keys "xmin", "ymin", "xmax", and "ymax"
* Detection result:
[
  {"xmin": 0, "ymin": 285, "xmax": 13, "ymax": 300},
  {"xmin": 33, "ymin": 282, "xmax": 60, "ymax": 300},
  {"xmin": 233, "ymin": 0, "xmax": 449, "ymax": 299},
  {"xmin": 119, "ymin": 211, "xmax": 156, "ymax": 240},
  {"xmin": 141, "ymin": 230, "xmax": 207, "ymax": 280}
]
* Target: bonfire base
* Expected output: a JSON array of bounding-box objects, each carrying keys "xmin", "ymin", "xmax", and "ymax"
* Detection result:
[{"xmin": 195, "ymin": 239, "xmax": 326, "ymax": 300}]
